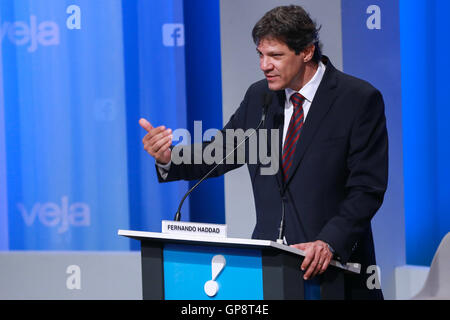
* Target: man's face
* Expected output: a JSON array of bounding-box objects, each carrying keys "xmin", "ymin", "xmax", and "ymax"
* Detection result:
[{"xmin": 257, "ymin": 37, "xmax": 307, "ymax": 91}]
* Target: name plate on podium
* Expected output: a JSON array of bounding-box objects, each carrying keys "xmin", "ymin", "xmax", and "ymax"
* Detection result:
[{"xmin": 162, "ymin": 220, "xmax": 227, "ymax": 238}]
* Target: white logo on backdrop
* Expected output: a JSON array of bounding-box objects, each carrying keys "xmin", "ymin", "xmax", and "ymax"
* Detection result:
[
  {"xmin": 366, "ymin": 5, "xmax": 381, "ymax": 30},
  {"xmin": 366, "ymin": 265, "xmax": 382, "ymax": 290},
  {"xmin": 17, "ymin": 196, "xmax": 91, "ymax": 234},
  {"xmin": 0, "ymin": 5, "xmax": 81, "ymax": 52},
  {"xmin": 66, "ymin": 265, "xmax": 81, "ymax": 290},
  {"xmin": 162, "ymin": 23, "xmax": 185, "ymax": 47},
  {"xmin": 66, "ymin": 5, "xmax": 81, "ymax": 30},
  {"xmin": 204, "ymin": 255, "xmax": 226, "ymax": 297},
  {"xmin": 0, "ymin": 15, "xmax": 60, "ymax": 52}
]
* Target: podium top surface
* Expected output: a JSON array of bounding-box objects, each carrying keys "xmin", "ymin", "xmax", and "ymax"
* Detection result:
[{"xmin": 118, "ymin": 229, "xmax": 360, "ymax": 274}]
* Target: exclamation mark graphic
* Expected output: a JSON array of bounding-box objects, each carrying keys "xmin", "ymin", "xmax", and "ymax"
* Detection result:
[{"xmin": 204, "ymin": 255, "xmax": 226, "ymax": 297}]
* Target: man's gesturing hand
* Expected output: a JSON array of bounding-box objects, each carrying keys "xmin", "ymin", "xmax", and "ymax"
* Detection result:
[
  {"xmin": 139, "ymin": 118, "xmax": 173, "ymax": 165},
  {"xmin": 290, "ymin": 240, "xmax": 333, "ymax": 280}
]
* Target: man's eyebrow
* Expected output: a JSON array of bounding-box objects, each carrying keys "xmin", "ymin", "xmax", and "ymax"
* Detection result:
[{"xmin": 256, "ymin": 49, "xmax": 284, "ymax": 56}]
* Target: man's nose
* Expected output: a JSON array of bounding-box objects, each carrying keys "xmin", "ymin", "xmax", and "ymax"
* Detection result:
[{"xmin": 260, "ymin": 57, "xmax": 273, "ymax": 72}]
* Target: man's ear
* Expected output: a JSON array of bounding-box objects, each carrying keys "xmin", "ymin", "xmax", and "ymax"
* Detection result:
[{"xmin": 303, "ymin": 44, "xmax": 315, "ymax": 63}]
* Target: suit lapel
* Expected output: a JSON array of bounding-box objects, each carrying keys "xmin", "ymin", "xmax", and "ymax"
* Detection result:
[
  {"xmin": 265, "ymin": 89, "xmax": 285, "ymax": 189},
  {"xmin": 284, "ymin": 59, "xmax": 339, "ymax": 187}
]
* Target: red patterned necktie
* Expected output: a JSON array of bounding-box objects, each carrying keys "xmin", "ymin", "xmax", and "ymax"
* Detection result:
[{"xmin": 282, "ymin": 92, "xmax": 305, "ymax": 181}]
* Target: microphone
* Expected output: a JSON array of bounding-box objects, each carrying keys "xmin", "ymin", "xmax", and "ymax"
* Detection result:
[
  {"xmin": 260, "ymin": 93, "xmax": 272, "ymax": 126},
  {"xmin": 275, "ymin": 108, "xmax": 287, "ymax": 244},
  {"xmin": 268, "ymin": 102, "xmax": 287, "ymax": 245},
  {"xmin": 276, "ymin": 193, "xmax": 287, "ymax": 244},
  {"xmin": 174, "ymin": 93, "xmax": 273, "ymax": 221}
]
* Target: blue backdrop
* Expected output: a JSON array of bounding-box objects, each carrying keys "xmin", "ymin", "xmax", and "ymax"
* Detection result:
[
  {"xmin": 1, "ymin": 0, "xmax": 132, "ymax": 250},
  {"xmin": 122, "ymin": 0, "xmax": 191, "ymax": 251},
  {"xmin": 1, "ymin": 0, "xmax": 449, "ymax": 267},
  {"xmin": 400, "ymin": 0, "xmax": 450, "ymax": 265},
  {"xmin": 0, "ymin": 0, "xmax": 217, "ymax": 250},
  {"xmin": 341, "ymin": 0, "xmax": 406, "ymax": 281},
  {"xmin": 0, "ymin": 0, "xmax": 225, "ymax": 251}
]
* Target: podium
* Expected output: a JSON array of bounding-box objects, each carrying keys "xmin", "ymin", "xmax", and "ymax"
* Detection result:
[{"xmin": 118, "ymin": 230, "xmax": 360, "ymax": 300}]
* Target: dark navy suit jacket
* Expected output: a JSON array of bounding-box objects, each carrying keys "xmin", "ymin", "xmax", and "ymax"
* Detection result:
[{"xmin": 158, "ymin": 57, "xmax": 388, "ymax": 299}]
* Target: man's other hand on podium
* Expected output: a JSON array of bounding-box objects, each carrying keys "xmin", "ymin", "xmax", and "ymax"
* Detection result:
[{"xmin": 290, "ymin": 240, "xmax": 333, "ymax": 280}]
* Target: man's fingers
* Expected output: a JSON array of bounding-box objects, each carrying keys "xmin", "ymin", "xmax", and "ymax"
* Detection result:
[
  {"xmin": 149, "ymin": 127, "xmax": 171, "ymax": 146},
  {"xmin": 319, "ymin": 257, "xmax": 331, "ymax": 274},
  {"xmin": 142, "ymin": 126, "xmax": 167, "ymax": 145},
  {"xmin": 303, "ymin": 251, "xmax": 320, "ymax": 280},
  {"xmin": 143, "ymin": 125, "xmax": 168, "ymax": 146},
  {"xmin": 152, "ymin": 133, "xmax": 173, "ymax": 155},
  {"xmin": 311, "ymin": 258, "xmax": 323, "ymax": 278},
  {"xmin": 155, "ymin": 138, "xmax": 173, "ymax": 163},
  {"xmin": 143, "ymin": 132, "xmax": 170, "ymax": 155},
  {"xmin": 300, "ymin": 247, "xmax": 315, "ymax": 272},
  {"xmin": 150, "ymin": 127, "xmax": 172, "ymax": 144},
  {"xmin": 298, "ymin": 241, "xmax": 333, "ymax": 279},
  {"xmin": 319, "ymin": 253, "xmax": 333, "ymax": 274},
  {"xmin": 139, "ymin": 118, "xmax": 153, "ymax": 132},
  {"xmin": 293, "ymin": 241, "xmax": 333, "ymax": 280}
]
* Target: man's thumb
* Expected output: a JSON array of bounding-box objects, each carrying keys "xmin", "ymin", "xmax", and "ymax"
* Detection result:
[{"xmin": 139, "ymin": 118, "xmax": 152, "ymax": 132}]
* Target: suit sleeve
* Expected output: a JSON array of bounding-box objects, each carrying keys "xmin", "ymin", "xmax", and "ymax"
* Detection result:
[
  {"xmin": 156, "ymin": 84, "xmax": 253, "ymax": 183},
  {"xmin": 316, "ymin": 89, "xmax": 388, "ymax": 264}
]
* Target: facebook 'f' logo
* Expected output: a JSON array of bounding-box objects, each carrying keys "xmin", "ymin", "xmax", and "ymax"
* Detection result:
[{"xmin": 162, "ymin": 23, "xmax": 185, "ymax": 47}]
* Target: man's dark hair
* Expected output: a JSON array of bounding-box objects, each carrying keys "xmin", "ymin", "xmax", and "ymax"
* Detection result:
[{"xmin": 252, "ymin": 5, "xmax": 322, "ymax": 63}]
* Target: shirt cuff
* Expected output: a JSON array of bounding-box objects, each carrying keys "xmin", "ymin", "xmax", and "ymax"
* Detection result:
[
  {"xmin": 156, "ymin": 161, "xmax": 171, "ymax": 180},
  {"xmin": 326, "ymin": 243, "xmax": 335, "ymax": 255}
]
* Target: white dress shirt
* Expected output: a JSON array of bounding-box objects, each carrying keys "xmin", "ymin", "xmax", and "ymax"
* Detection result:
[{"xmin": 282, "ymin": 61, "xmax": 326, "ymax": 147}]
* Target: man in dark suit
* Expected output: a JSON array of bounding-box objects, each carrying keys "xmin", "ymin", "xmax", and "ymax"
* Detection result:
[{"xmin": 139, "ymin": 5, "xmax": 388, "ymax": 299}]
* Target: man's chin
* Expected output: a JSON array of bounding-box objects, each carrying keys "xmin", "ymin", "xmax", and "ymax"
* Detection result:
[{"xmin": 267, "ymin": 81, "xmax": 284, "ymax": 91}]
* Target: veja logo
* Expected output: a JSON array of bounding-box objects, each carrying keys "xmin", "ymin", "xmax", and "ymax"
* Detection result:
[
  {"xmin": 0, "ymin": 5, "xmax": 81, "ymax": 52},
  {"xmin": 162, "ymin": 23, "xmax": 185, "ymax": 47},
  {"xmin": 17, "ymin": 196, "xmax": 91, "ymax": 234},
  {"xmin": 0, "ymin": 15, "xmax": 60, "ymax": 52}
]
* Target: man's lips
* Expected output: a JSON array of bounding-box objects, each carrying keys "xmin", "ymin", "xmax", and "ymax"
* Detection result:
[{"xmin": 265, "ymin": 74, "xmax": 279, "ymax": 80}]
